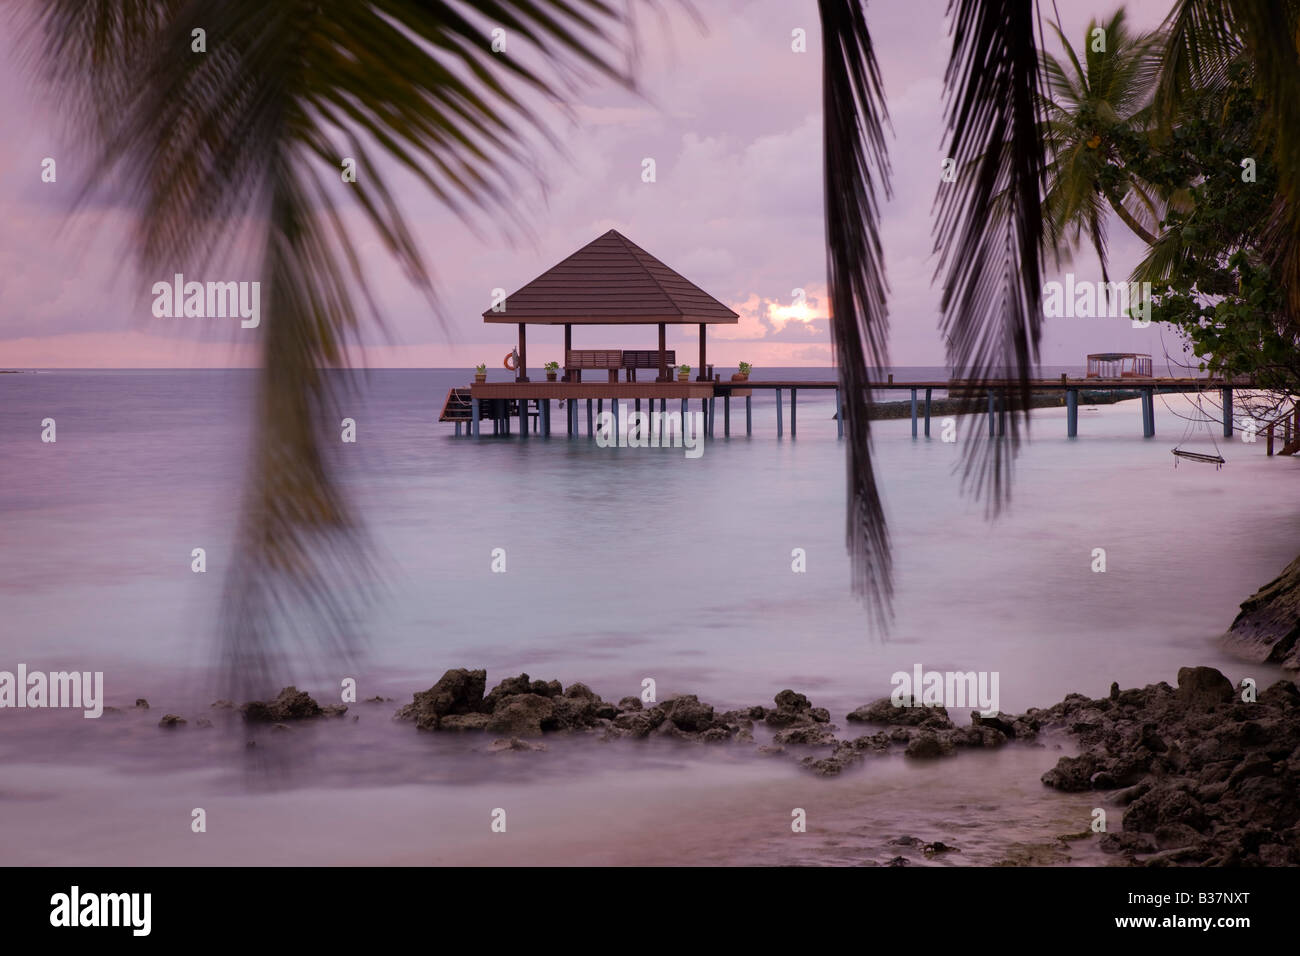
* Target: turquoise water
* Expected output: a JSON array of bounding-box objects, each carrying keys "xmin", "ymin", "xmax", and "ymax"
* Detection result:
[{"xmin": 1, "ymin": 369, "xmax": 1296, "ymax": 865}]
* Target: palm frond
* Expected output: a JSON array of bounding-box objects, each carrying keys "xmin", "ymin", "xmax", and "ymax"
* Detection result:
[
  {"xmin": 934, "ymin": 0, "xmax": 1047, "ymax": 514},
  {"xmin": 818, "ymin": 0, "xmax": 894, "ymax": 626},
  {"xmin": 21, "ymin": 0, "xmax": 632, "ymax": 700},
  {"xmin": 1153, "ymin": 0, "xmax": 1241, "ymax": 122},
  {"xmin": 1227, "ymin": 0, "xmax": 1300, "ymax": 322}
]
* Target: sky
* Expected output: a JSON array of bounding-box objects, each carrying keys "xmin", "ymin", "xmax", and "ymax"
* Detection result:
[{"xmin": 0, "ymin": 0, "xmax": 1178, "ymax": 370}]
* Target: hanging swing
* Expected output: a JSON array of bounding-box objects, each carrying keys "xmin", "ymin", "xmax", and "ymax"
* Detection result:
[{"xmin": 1171, "ymin": 408, "xmax": 1226, "ymax": 469}]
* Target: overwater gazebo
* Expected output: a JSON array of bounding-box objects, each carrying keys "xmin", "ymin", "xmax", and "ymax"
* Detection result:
[
  {"xmin": 1086, "ymin": 352, "xmax": 1153, "ymax": 379},
  {"xmin": 481, "ymin": 229, "xmax": 738, "ymax": 383}
]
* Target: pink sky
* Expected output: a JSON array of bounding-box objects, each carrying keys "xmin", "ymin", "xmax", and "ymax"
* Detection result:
[{"xmin": 0, "ymin": 0, "xmax": 1178, "ymax": 370}]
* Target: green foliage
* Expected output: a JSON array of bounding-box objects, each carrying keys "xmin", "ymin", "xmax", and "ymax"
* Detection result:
[{"xmin": 1128, "ymin": 64, "xmax": 1298, "ymax": 388}]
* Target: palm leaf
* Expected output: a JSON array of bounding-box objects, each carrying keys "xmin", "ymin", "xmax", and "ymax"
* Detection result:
[
  {"xmin": 1153, "ymin": 0, "xmax": 1241, "ymax": 123},
  {"xmin": 818, "ymin": 0, "xmax": 894, "ymax": 626},
  {"xmin": 933, "ymin": 0, "xmax": 1047, "ymax": 513},
  {"xmin": 1226, "ymin": 1, "xmax": 1300, "ymax": 323},
  {"xmin": 21, "ymin": 0, "xmax": 631, "ymax": 700}
]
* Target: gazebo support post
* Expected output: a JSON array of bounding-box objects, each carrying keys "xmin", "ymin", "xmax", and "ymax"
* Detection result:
[
  {"xmin": 697, "ymin": 323, "xmax": 707, "ymax": 381},
  {"xmin": 658, "ymin": 323, "xmax": 667, "ymax": 382},
  {"xmin": 516, "ymin": 323, "xmax": 529, "ymax": 382},
  {"xmin": 563, "ymin": 324, "xmax": 572, "ymax": 381}
]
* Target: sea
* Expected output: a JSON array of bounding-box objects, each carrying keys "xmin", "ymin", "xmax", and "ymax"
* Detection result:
[{"xmin": 1, "ymin": 367, "xmax": 1297, "ymax": 865}]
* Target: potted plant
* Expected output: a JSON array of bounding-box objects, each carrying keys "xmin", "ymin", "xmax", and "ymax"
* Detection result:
[
  {"xmin": 677, "ymin": 364, "xmax": 691, "ymax": 382},
  {"xmin": 732, "ymin": 361, "xmax": 751, "ymax": 382},
  {"xmin": 474, "ymin": 363, "xmax": 487, "ymax": 383},
  {"xmin": 544, "ymin": 361, "xmax": 559, "ymax": 382}
]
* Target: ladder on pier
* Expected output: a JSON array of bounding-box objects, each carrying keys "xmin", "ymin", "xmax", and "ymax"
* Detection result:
[
  {"xmin": 440, "ymin": 388, "xmax": 543, "ymax": 434},
  {"xmin": 438, "ymin": 387, "xmax": 472, "ymax": 422}
]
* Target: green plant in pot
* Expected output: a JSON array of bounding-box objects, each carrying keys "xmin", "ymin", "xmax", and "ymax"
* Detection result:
[
  {"xmin": 677, "ymin": 364, "xmax": 691, "ymax": 382},
  {"xmin": 733, "ymin": 361, "xmax": 751, "ymax": 382},
  {"xmin": 474, "ymin": 363, "xmax": 487, "ymax": 383},
  {"xmin": 544, "ymin": 360, "xmax": 559, "ymax": 382}
]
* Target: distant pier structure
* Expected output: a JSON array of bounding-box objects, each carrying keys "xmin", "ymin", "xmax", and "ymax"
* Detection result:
[
  {"xmin": 438, "ymin": 232, "xmax": 1246, "ymax": 442},
  {"xmin": 1086, "ymin": 352, "xmax": 1153, "ymax": 379}
]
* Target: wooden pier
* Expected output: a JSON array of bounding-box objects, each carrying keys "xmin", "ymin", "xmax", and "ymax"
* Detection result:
[
  {"xmin": 441, "ymin": 376, "xmax": 1247, "ymax": 441},
  {"xmin": 440, "ymin": 229, "xmax": 1256, "ymax": 444}
]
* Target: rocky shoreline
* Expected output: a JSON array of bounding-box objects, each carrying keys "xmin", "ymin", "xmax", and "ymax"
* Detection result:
[
  {"xmin": 141, "ymin": 664, "xmax": 1299, "ymax": 866},
  {"xmin": 1222, "ymin": 554, "xmax": 1300, "ymax": 671},
  {"xmin": 1034, "ymin": 666, "xmax": 1300, "ymax": 866}
]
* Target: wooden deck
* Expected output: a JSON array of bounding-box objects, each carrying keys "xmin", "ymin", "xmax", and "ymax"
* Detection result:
[{"xmin": 471, "ymin": 381, "xmax": 717, "ymax": 400}]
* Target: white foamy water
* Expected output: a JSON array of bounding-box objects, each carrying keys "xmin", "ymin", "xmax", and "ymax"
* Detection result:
[{"xmin": 1, "ymin": 369, "xmax": 1296, "ymax": 865}]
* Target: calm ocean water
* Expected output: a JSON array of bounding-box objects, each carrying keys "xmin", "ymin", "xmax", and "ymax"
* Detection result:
[{"xmin": 1, "ymin": 368, "xmax": 1297, "ymax": 865}]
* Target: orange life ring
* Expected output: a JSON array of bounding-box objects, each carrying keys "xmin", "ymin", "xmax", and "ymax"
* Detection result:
[{"xmin": 503, "ymin": 352, "xmax": 518, "ymax": 371}]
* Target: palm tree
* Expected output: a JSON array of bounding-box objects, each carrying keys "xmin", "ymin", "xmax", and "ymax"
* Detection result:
[
  {"xmin": 1039, "ymin": 9, "xmax": 1165, "ymax": 273},
  {"xmin": 19, "ymin": 0, "xmax": 632, "ymax": 699}
]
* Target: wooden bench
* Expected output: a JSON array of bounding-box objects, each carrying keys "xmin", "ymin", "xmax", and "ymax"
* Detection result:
[
  {"xmin": 565, "ymin": 349, "xmax": 623, "ymax": 383},
  {"xmin": 622, "ymin": 350, "xmax": 676, "ymax": 382}
]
